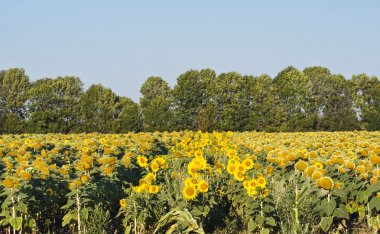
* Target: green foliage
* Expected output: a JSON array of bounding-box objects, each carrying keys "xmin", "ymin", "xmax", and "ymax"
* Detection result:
[
  {"xmin": 0, "ymin": 66, "xmax": 379, "ymax": 133},
  {"xmin": 27, "ymin": 76, "xmax": 83, "ymax": 133},
  {"xmin": 172, "ymin": 69, "xmax": 207, "ymax": 130},
  {"xmin": 114, "ymin": 96, "xmax": 142, "ymax": 133},
  {"xmin": 79, "ymin": 84, "xmax": 119, "ymax": 133},
  {"xmin": 84, "ymin": 205, "xmax": 112, "ymax": 234},
  {"xmin": 140, "ymin": 76, "xmax": 173, "ymax": 131},
  {"xmin": 0, "ymin": 68, "xmax": 30, "ymax": 133},
  {"xmin": 351, "ymin": 73, "xmax": 380, "ymax": 130}
]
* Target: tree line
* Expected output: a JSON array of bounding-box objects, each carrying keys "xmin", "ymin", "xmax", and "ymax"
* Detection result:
[{"xmin": 0, "ymin": 66, "xmax": 379, "ymax": 134}]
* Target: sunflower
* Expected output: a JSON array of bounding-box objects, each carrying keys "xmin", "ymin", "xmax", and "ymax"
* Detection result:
[
  {"xmin": 250, "ymin": 179, "xmax": 258, "ymax": 188},
  {"xmin": 183, "ymin": 185, "xmax": 197, "ymax": 200},
  {"xmin": 242, "ymin": 158, "xmax": 253, "ymax": 170},
  {"xmin": 314, "ymin": 162, "xmax": 323, "ymax": 169},
  {"xmin": 20, "ymin": 171, "xmax": 32, "ymax": 180},
  {"xmin": 345, "ymin": 161, "xmax": 356, "ymax": 170},
  {"xmin": 295, "ymin": 160, "xmax": 308, "ymax": 171},
  {"xmin": 356, "ymin": 165, "xmax": 366, "ymax": 173},
  {"xmin": 145, "ymin": 173, "xmax": 156, "ymax": 183},
  {"xmin": 311, "ymin": 171, "xmax": 323, "ymax": 180},
  {"xmin": 2, "ymin": 178, "xmax": 14, "ymax": 188},
  {"xmin": 80, "ymin": 174, "xmax": 89, "ymax": 183},
  {"xmin": 243, "ymin": 180, "xmax": 250, "ymax": 189},
  {"xmin": 187, "ymin": 162, "xmax": 197, "ymax": 175},
  {"xmin": 370, "ymin": 177, "xmax": 378, "ymax": 184},
  {"xmin": 234, "ymin": 171, "xmax": 245, "ymax": 182},
  {"xmin": 316, "ymin": 177, "xmax": 334, "ymax": 190},
  {"xmin": 265, "ymin": 165, "xmax": 274, "ymax": 175},
  {"xmin": 305, "ymin": 166, "xmax": 316, "ymax": 177},
  {"xmin": 184, "ymin": 177, "xmax": 197, "ymax": 187},
  {"xmin": 150, "ymin": 162, "xmax": 159, "ymax": 172},
  {"xmin": 137, "ymin": 156, "xmax": 148, "ymax": 168},
  {"xmin": 227, "ymin": 163, "xmax": 237, "ymax": 175},
  {"xmin": 149, "ymin": 185, "xmax": 160, "ymax": 194},
  {"xmin": 375, "ymin": 147, "xmax": 380, "ymax": 155},
  {"xmin": 369, "ymin": 155, "xmax": 380, "ymax": 165},
  {"xmin": 338, "ymin": 166, "xmax": 346, "ymax": 174},
  {"xmin": 257, "ymin": 176, "xmax": 266, "ymax": 188},
  {"xmin": 47, "ymin": 188, "xmax": 54, "ymax": 196},
  {"xmin": 120, "ymin": 198, "xmax": 127, "ymax": 208},
  {"xmin": 261, "ymin": 188, "xmax": 269, "ymax": 198},
  {"xmin": 197, "ymin": 180, "xmax": 209, "ymax": 193},
  {"xmin": 247, "ymin": 187, "xmax": 258, "ymax": 198}
]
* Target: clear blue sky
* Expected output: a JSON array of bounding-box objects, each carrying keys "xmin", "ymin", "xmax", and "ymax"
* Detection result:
[{"xmin": 1, "ymin": 1, "xmax": 379, "ymax": 101}]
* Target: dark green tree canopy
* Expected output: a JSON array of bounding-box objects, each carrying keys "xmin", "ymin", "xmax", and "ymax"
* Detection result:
[
  {"xmin": 0, "ymin": 66, "xmax": 379, "ymax": 133},
  {"xmin": 140, "ymin": 77, "xmax": 173, "ymax": 132},
  {"xmin": 27, "ymin": 76, "xmax": 83, "ymax": 133}
]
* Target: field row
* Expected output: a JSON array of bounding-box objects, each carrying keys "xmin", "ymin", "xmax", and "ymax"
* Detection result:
[{"xmin": 0, "ymin": 131, "xmax": 379, "ymax": 233}]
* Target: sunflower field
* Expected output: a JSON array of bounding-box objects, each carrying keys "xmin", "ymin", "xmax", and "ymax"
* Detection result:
[{"xmin": 0, "ymin": 131, "xmax": 379, "ymax": 234}]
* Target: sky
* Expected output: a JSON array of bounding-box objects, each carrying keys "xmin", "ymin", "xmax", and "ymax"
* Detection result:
[{"xmin": 1, "ymin": 1, "xmax": 380, "ymax": 102}]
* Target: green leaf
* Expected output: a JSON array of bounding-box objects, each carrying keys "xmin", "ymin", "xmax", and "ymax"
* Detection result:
[
  {"xmin": 357, "ymin": 205, "xmax": 365, "ymax": 221},
  {"xmin": 27, "ymin": 218, "xmax": 36, "ymax": 228},
  {"xmin": 333, "ymin": 205, "xmax": 349, "ymax": 219},
  {"xmin": 191, "ymin": 207, "xmax": 203, "ymax": 217},
  {"xmin": 369, "ymin": 197, "xmax": 380, "ymax": 211},
  {"xmin": 321, "ymin": 199, "xmax": 336, "ymax": 216},
  {"xmin": 356, "ymin": 191, "xmax": 367, "ymax": 203},
  {"xmin": 124, "ymin": 225, "xmax": 132, "ymax": 234},
  {"xmin": 367, "ymin": 182, "xmax": 380, "ymax": 194},
  {"xmin": 17, "ymin": 193, "xmax": 28, "ymax": 199},
  {"xmin": 320, "ymin": 217, "xmax": 333, "ymax": 232},
  {"xmin": 262, "ymin": 205, "xmax": 274, "ymax": 213},
  {"xmin": 9, "ymin": 217, "xmax": 23, "ymax": 230},
  {"xmin": 81, "ymin": 208, "xmax": 89, "ymax": 220},
  {"xmin": 346, "ymin": 202, "xmax": 358, "ymax": 214},
  {"xmin": 204, "ymin": 205, "xmax": 210, "ymax": 216},
  {"xmin": 248, "ymin": 218, "xmax": 257, "ymax": 232},
  {"xmin": 16, "ymin": 202, "xmax": 27, "ymax": 213},
  {"xmin": 260, "ymin": 228, "xmax": 270, "ymax": 234},
  {"xmin": 265, "ymin": 217, "xmax": 276, "ymax": 227},
  {"xmin": 61, "ymin": 200, "xmax": 75, "ymax": 209},
  {"xmin": 62, "ymin": 212, "xmax": 75, "ymax": 227},
  {"xmin": 256, "ymin": 216, "xmax": 265, "ymax": 225}
]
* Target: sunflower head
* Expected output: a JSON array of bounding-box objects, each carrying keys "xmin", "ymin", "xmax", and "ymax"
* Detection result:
[
  {"xmin": 183, "ymin": 185, "xmax": 197, "ymax": 200},
  {"xmin": 197, "ymin": 180, "xmax": 209, "ymax": 193}
]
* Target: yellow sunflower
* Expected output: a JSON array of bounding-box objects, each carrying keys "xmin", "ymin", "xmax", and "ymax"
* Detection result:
[
  {"xmin": 183, "ymin": 185, "xmax": 197, "ymax": 200},
  {"xmin": 197, "ymin": 180, "xmax": 209, "ymax": 193}
]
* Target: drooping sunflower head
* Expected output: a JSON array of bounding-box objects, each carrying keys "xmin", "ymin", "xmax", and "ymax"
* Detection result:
[
  {"xmin": 316, "ymin": 176, "xmax": 334, "ymax": 190},
  {"xmin": 295, "ymin": 160, "xmax": 308, "ymax": 171},
  {"xmin": 2, "ymin": 178, "xmax": 15, "ymax": 188}
]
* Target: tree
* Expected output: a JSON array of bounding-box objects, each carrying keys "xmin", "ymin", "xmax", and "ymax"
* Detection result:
[
  {"xmin": 79, "ymin": 84, "xmax": 118, "ymax": 133},
  {"xmin": 320, "ymin": 74, "xmax": 358, "ymax": 131},
  {"xmin": 215, "ymin": 72, "xmax": 252, "ymax": 131},
  {"xmin": 194, "ymin": 69, "xmax": 217, "ymax": 131},
  {"xmin": 0, "ymin": 68, "xmax": 30, "ymax": 133},
  {"xmin": 140, "ymin": 77, "xmax": 172, "ymax": 132},
  {"xmin": 113, "ymin": 96, "xmax": 142, "ymax": 133},
  {"xmin": 273, "ymin": 66, "xmax": 313, "ymax": 131},
  {"xmin": 351, "ymin": 74, "xmax": 380, "ymax": 130},
  {"xmin": 303, "ymin": 66, "xmax": 332, "ymax": 130},
  {"xmin": 27, "ymin": 76, "xmax": 83, "ymax": 133},
  {"xmin": 247, "ymin": 74, "xmax": 287, "ymax": 131},
  {"xmin": 172, "ymin": 70, "xmax": 204, "ymax": 130}
]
